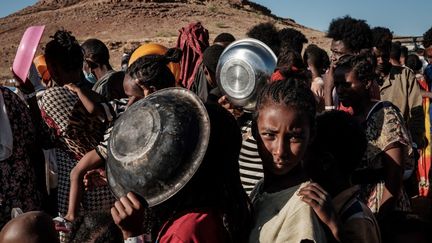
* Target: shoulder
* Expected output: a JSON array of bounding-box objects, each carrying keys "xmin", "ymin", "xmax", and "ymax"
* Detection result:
[{"xmin": 368, "ymin": 101, "xmax": 403, "ymax": 124}]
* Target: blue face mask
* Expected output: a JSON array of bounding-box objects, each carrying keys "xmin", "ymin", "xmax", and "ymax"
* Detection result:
[{"xmin": 84, "ymin": 71, "xmax": 97, "ymax": 84}]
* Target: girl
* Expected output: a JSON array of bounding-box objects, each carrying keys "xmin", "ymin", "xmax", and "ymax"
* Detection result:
[{"xmin": 249, "ymin": 76, "xmax": 328, "ymax": 242}]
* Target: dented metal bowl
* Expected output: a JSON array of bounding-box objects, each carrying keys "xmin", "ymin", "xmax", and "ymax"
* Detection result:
[
  {"xmin": 216, "ymin": 38, "xmax": 277, "ymax": 111},
  {"xmin": 106, "ymin": 88, "xmax": 210, "ymax": 207}
]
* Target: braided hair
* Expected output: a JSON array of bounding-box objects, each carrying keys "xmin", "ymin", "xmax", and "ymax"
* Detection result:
[
  {"xmin": 126, "ymin": 48, "xmax": 181, "ymax": 90},
  {"xmin": 254, "ymin": 75, "xmax": 317, "ymax": 128},
  {"xmin": 44, "ymin": 30, "xmax": 83, "ymax": 72}
]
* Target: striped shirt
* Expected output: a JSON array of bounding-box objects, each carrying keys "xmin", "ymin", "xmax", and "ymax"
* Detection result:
[
  {"xmin": 239, "ymin": 121, "xmax": 264, "ymax": 195},
  {"xmin": 95, "ymin": 98, "xmax": 128, "ymax": 160}
]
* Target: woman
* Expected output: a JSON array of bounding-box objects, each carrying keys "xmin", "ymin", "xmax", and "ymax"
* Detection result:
[
  {"xmin": 18, "ymin": 30, "xmax": 114, "ymax": 220},
  {"xmin": 334, "ymin": 55, "xmax": 413, "ymax": 214}
]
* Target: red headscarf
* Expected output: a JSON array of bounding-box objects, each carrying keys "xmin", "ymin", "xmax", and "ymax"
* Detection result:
[{"xmin": 176, "ymin": 22, "xmax": 209, "ymax": 89}]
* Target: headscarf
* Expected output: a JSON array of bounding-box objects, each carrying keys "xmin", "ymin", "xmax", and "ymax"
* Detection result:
[{"xmin": 176, "ymin": 22, "xmax": 209, "ymax": 89}]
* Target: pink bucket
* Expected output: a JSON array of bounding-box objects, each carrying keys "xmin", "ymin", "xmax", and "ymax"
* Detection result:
[{"xmin": 12, "ymin": 26, "xmax": 45, "ymax": 83}]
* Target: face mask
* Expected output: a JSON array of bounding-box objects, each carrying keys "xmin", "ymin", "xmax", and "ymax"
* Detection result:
[{"xmin": 84, "ymin": 70, "xmax": 97, "ymax": 84}]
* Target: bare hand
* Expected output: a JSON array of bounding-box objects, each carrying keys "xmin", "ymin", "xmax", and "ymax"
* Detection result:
[
  {"xmin": 298, "ymin": 183, "xmax": 341, "ymax": 240},
  {"xmin": 310, "ymin": 78, "xmax": 324, "ymax": 98},
  {"xmin": 64, "ymin": 83, "xmax": 81, "ymax": 93},
  {"xmin": 111, "ymin": 192, "xmax": 147, "ymax": 239},
  {"xmin": 218, "ymin": 95, "xmax": 243, "ymax": 119},
  {"xmin": 83, "ymin": 168, "xmax": 107, "ymax": 190}
]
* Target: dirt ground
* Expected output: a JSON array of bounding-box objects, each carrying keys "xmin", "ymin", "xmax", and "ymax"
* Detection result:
[{"xmin": 0, "ymin": 0, "xmax": 330, "ymax": 81}]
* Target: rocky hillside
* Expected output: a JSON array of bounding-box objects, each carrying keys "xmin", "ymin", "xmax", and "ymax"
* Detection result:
[{"xmin": 0, "ymin": 0, "xmax": 330, "ymax": 80}]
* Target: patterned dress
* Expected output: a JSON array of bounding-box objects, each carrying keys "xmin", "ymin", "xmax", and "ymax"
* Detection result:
[
  {"xmin": 361, "ymin": 101, "xmax": 414, "ymax": 213},
  {"xmin": 0, "ymin": 87, "xmax": 42, "ymax": 228},
  {"xmin": 39, "ymin": 86, "xmax": 115, "ymax": 216}
]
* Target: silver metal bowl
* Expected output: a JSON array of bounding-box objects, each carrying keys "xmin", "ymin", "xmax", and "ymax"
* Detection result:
[
  {"xmin": 216, "ymin": 38, "xmax": 277, "ymax": 111},
  {"xmin": 106, "ymin": 88, "xmax": 210, "ymax": 207}
]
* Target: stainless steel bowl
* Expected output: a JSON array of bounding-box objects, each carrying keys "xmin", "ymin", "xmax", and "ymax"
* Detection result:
[
  {"xmin": 216, "ymin": 38, "xmax": 277, "ymax": 111},
  {"xmin": 106, "ymin": 88, "xmax": 210, "ymax": 207}
]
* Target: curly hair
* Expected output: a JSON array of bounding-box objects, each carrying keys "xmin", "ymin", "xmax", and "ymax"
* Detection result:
[
  {"xmin": 327, "ymin": 16, "xmax": 373, "ymax": 52},
  {"xmin": 45, "ymin": 29, "xmax": 83, "ymax": 71},
  {"xmin": 277, "ymin": 46, "xmax": 306, "ymax": 71},
  {"xmin": 278, "ymin": 27, "xmax": 308, "ymax": 54},
  {"xmin": 372, "ymin": 27, "xmax": 393, "ymax": 52},
  {"xmin": 335, "ymin": 54, "xmax": 377, "ymax": 86},
  {"xmin": 406, "ymin": 54, "xmax": 422, "ymax": 72},
  {"xmin": 254, "ymin": 74, "xmax": 316, "ymax": 127},
  {"xmin": 214, "ymin": 32, "xmax": 236, "ymax": 44},
  {"xmin": 390, "ymin": 42, "xmax": 402, "ymax": 61},
  {"xmin": 126, "ymin": 48, "xmax": 181, "ymax": 90},
  {"xmin": 246, "ymin": 22, "xmax": 280, "ymax": 56},
  {"xmin": 303, "ymin": 44, "xmax": 330, "ymax": 73},
  {"xmin": 81, "ymin": 38, "xmax": 111, "ymax": 68},
  {"xmin": 423, "ymin": 26, "xmax": 432, "ymax": 48}
]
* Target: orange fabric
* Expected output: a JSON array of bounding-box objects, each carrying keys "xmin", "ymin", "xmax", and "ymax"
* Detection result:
[
  {"xmin": 33, "ymin": 55, "xmax": 51, "ymax": 83},
  {"xmin": 128, "ymin": 43, "xmax": 181, "ymax": 82}
]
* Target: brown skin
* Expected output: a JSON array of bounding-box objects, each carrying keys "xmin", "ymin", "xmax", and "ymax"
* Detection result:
[
  {"xmin": 254, "ymin": 102, "xmax": 343, "ymax": 240},
  {"xmin": 298, "ymin": 183, "xmax": 342, "ymax": 242},
  {"xmin": 217, "ymin": 95, "xmax": 244, "ymax": 119},
  {"xmin": 83, "ymin": 60, "xmax": 111, "ymax": 82},
  {"xmin": 63, "ymin": 73, "xmax": 156, "ymax": 223},
  {"xmin": 64, "ymin": 149, "xmax": 103, "ymax": 222},
  {"xmin": 254, "ymin": 102, "xmax": 311, "ymax": 192},
  {"xmin": 324, "ymin": 40, "xmax": 353, "ymax": 107},
  {"xmin": 111, "ymin": 192, "xmax": 146, "ymax": 239},
  {"xmin": 0, "ymin": 211, "xmax": 59, "ymax": 243},
  {"xmin": 330, "ymin": 40, "xmax": 352, "ymax": 63},
  {"xmin": 203, "ymin": 65, "xmax": 217, "ymax": 89},
  {"xmin": 425, "ymin": 47, "xmax": 432, "ymax": 64}
]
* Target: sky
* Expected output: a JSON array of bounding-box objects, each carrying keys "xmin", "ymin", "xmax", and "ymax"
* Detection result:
[
  {"xmin": 1, "ymin": 0, "xmax": 431, "ymax": 36},
  {"xmin": 254, "ymin": 0, "xmax": 431, "ymax": 37}
]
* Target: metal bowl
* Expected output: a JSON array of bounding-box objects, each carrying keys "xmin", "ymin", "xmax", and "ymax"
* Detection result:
[
  {"xmin": 106, "ymin": 88, "xmax": 210, "ymax": 207},
  {"xmin": 216, "ymin": 38, "xmax": 277, "ymax": 111}
]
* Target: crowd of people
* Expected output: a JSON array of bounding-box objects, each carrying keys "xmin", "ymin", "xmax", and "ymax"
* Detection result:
[{"xmin": 0, "ymin": 14, "xmax": 432, "ymax": 243}]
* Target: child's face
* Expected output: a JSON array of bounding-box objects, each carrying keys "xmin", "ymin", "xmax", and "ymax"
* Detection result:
[
  {"xmin": 256, "ymin": 102, "xmax": 311, "ymax": 176},
  {"xmin": 123, "ymin": 74, "xmax": 146, "ymax": 106}
]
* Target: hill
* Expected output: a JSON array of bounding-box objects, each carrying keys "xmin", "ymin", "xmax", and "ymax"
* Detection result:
[{"xmin": 0, "ymin": 0, "xmax": 330, "ymax": 80}]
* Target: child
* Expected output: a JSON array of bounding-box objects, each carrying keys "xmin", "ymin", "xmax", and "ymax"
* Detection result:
[
  {"xmin": 248, "ymin": 75, "xmax": 327, "ymax": 242},
  {"xmin": 61, "ymin": 50, "xmax": 180, "ymax": 222},
  {"xmin": 0, "ymin": 211, "xmax": 59, "ymax": 243},
  {"xmin": 303, "ymin": 110, "xmax": 381, "ymax": 243}
]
